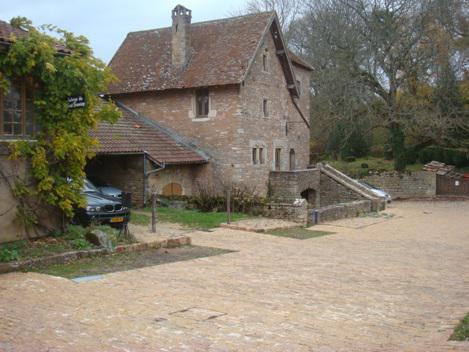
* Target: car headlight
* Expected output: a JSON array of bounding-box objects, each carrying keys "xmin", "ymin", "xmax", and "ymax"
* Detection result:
[{"xmin": 86, "ymin": 206, "xmax": 101, "ymax": 212}]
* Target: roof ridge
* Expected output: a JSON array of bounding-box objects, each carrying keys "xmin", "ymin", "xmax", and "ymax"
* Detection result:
[
  {"xmin": 128, "ymin": 11, "xmax": 274, "ymax": 35},
  {"xmin": 114, "ymin": 100, "xmax": 210, "ymax": 162}
]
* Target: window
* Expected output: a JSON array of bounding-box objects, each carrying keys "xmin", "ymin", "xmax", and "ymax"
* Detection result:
[
  {"xmin": 262, "ymin": 53, "xmax": 268, "ymax": 72},
  {"xmin": 259, "ymin": 147, "xmax": 265, "ymax": 164},
  {"xmin": 195, "ymin": 89, "xmax": 209, "ymax": 117},
  {"xmin": 1, "ymin": 79, "xmax": 35, "ymax": 137},
  {"xmin": 252, "ymin": 148, "xmax": 258, "ymax": 165},
  {"xmin": 289, "ymin": 149, "xmax": 296, "ymax": 171},
  {"xmin": 263, "ymin": 99, "xmax": 269, "ymax": 117},
  {"xmin": 296, "ymin": 79, "xmax": 301, "ymax": 96},
  {"xmin": 275, "ymin": 148, "xmax": 281, "ymax": 170}
]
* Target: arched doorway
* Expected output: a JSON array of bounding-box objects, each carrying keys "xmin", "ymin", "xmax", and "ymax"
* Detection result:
[
  {"xmin": 162, "ymin": 182, "xmax": 182, "ymax": 196},
  {"xmin": 289, "ymin": 149, "xmax": 296, "ymax": 171},
  {"xmin": 300, "ymin": 188, "xmax": 316, "ymax": 207}
]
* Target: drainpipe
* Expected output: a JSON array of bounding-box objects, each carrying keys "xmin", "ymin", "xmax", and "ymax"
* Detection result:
[{"xmin": 143, "ymin": 152, "xmax": 165, "ymax": 205}]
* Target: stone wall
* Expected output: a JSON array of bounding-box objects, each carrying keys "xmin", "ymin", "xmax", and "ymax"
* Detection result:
[
  {"xmin": 309, "ymin": 200, "xmax": 372, "ymax": 225},
  {"xmin": 148, "ymin": 164, "xmax": 207, "ymax": 197},
  {"xmin": 86, "ymin": 154, "xmax": 145, "ymax": 207},
  {"xmin": 115, "ymin": 28, "xmax": 311, "ymax": 196},
  {"xmin": 362, "ymin": 171, "xmax": 436, "ymax": 199},
  {"xmin": 0, "ymin": 144, "xmax": 60, "ymax": 243},
  {"xmin": 319, "ymin": 172, "xmax": 366, "ymax": 207},
  {"xmin": 253, "ymin": 202, "xmax": 308, "ymax": 225},
  {"xmin": 269, "ymin": 169, "xmax": 320, "ymax": 204}
]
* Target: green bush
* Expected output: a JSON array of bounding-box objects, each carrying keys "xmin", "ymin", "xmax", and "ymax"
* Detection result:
[
  {"xmin": 70, "ymin": 238, "xmax": 91, "ymax": 250},
  {"xmin": 418, "ymin": 147, "xmax": 469, "ymax": 168},
  {"xmin": 0, "ymin": 248, "xmax": 19, "ymax": 262},
  {"xmin": 64, "ymin": 225, "xmax": 88, "ymax": 241}
]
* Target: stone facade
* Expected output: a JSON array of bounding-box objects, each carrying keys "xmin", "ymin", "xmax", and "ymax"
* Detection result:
[
  {"xmin": 0, "ymin": 144, "xmax": 60, "ymax": 243},
  {"xmin": 362, "ymin": 171, "xmax": 436, "ymax": 199},
  {"xmin": 269, "ymin": 169, "xmax": 320, "ymax": 205},
  {"xmin": 319, "ymin": 172, "xmax": 367, "ymax": 207},
  {"xmin": 115, "ymin": 30, "xmax": 311, "ymax": 196},
  {"xmin": 86, "ymin": 155, "xmax": 146, "ymax": 207}
]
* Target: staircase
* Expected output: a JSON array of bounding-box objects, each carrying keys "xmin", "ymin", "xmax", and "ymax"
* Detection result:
[{"xmin": 317, "ymin": 162, "xmax": 384, "ymax": 202}]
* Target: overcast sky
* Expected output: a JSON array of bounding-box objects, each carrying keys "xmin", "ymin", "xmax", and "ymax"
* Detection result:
[{"xmin": 3, "ymin": 0, "xmax": 248, "ymax": 63}]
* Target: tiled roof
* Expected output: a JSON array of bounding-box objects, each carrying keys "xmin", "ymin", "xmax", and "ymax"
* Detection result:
[
  {"xmin": 91, "ymin": 101, "xmax": 208, "ymax": 165},
  {"xmin": 0, "ymin": 19, "xmax": 69, "ymax": 53},
  {"xmin": 288, "ymin": 50, "xmax": 313, "ymax": 71},
  {"xmin": 0, "ymin": 19, "xmax": 28, "ymax": 43},
  {"xmin": 108, "ymin": 12, "xmax": 275, "ymax": 94}
]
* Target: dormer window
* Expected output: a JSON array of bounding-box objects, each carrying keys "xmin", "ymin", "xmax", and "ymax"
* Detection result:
[
  {"xmin": 262, "ymin": 53, "xmax": 268, "ymax": 72},
  {"xmin": 195, "ymin": 88, "xmax": 209, "ymax": 117}
]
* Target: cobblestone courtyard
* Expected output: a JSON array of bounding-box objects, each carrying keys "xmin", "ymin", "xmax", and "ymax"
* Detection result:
[{"xmin": 0, "ymin": 201, "xmax": 468, "ymax": 351}]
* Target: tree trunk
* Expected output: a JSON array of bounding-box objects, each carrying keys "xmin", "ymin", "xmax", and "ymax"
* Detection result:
[{"xmin": 389, "ymin": 122, "xmax": 407, "ymax": 171}]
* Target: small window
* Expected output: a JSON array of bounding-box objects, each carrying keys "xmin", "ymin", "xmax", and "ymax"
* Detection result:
[
  {"xmin": 275, "ymin": 148, "xmax": 281, "ymax": 170},
  {"xmin": 252, "ymin": 148, "xmax": 258, "ymax": 164},
  {"xmin": 259, "ymin": 148, "xmax": 265, "ymax": 164},
  {"xmin": 263, "ymin": 99, "xmax": 269, "ymax": 117},
  {"xmin": 262, "ymin": 53, "xmax": 268, "ymax": 72},
  {"xmin": 1, "ymin": 79, "xmax": 35, "ymax": 137},
  {"xmin": 195, "ymin": 89, "xmax": 209, "ymax": 117},
  {"xmin": 289, "ymin": 149, "xmax": 296, "ymax": 171},
  {"xmin": 296, "ymin": 80, "xmax": 301, "ymax": 96}
]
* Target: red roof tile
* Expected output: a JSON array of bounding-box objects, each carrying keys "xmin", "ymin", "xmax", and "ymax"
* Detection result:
[
  {"xmin": 0, "ymin": 19, "xmax": 28, "ymax": 43},
  {"xmin": 108, "ymin": 12, "xmax": 275, "ymax": 94},
  {"xmin": 288, "ymin": 50, "xmax": 313, "ymax": 71},
  {"xmin": 91, "ymin": 102, "xmax": 208, "ymax": 165}
]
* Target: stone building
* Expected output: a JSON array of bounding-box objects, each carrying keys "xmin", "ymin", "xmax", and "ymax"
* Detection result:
[{"xmin": 106, "ymin": 5, "xmax": 313, "ymax": 197}]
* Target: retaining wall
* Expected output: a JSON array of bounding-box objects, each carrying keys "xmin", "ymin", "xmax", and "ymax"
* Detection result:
[
  {"xmin": 362, "ymin": 171, "xmax": 436, "ymax": 199},
  {"xmin": 308, "ymin": 200, "xmax": 372, "ymax": 225}
]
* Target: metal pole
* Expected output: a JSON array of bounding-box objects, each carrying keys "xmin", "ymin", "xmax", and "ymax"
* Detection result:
[
  {"xmin": 226, "ymin": 188, "xmax": 231, "ymax": 224},
  {"xmin": 151, "ymin": 192, "xmax": 157, "ymax": 233}
]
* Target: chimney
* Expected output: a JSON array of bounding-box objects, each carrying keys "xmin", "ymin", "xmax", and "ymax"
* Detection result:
[{"xmin": 171, "ymin": 5, "xmax": 192, "ymax": 67}]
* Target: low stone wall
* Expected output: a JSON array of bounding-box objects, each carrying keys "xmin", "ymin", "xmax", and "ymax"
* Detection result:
[
  {"xmin": 252, "ymin": 202, "xmax": 308, "ymax": 225},
  {"xmin": 362, "ymin": 171, "xmax": 436, "ymax": 199},
  {"xmin": 309, "ymin": 200, "xmax": 372, "ymax": 225}
]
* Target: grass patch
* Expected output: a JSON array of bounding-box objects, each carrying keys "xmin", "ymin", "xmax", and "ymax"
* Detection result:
[
  {"xmin": 139, "ymin": 207, "xmax": 250, "ymax": 229},
  {"xmin": 0, "ymin": 225, "xmax": 135, "ymax": 263},
  {"xmin": 265, "ymin": 227, "xmax": 335, "ymax": 240},
  {"xmin": 0, "ymin": 225, "xmax": 97, "ymax": 263},
  {"xmin": 130, "ymin": 212, "xmax": 152, "ymax": 226},
  {"xmin": 29, "ymin": 246, "xmax": 233, "ymax": 279},
  {"xmin": 450, "ymin": 313, "xmax": 469, "ymax": 341},
  {"xmin": 326, "ymin": 157, "xmax": 423, "ymax": 178}
]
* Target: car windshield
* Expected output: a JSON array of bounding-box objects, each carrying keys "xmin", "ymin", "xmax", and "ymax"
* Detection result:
[{"xmin": 83, "ymin": 179, "xmax": 99, "ymax": 193}]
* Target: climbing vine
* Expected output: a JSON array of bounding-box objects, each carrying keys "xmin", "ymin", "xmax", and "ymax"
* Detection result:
[{"xmin": 0, "ymin": 17, "xmax": 120, "ymax": 231}]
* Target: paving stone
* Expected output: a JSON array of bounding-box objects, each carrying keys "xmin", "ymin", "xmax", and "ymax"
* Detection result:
[{"xmin": 0, "ymin": 201, "xmax": 468, "ymax": 351}]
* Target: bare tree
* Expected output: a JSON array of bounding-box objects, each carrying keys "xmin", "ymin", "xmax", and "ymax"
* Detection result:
[
  {"xmin": 232, "ymin": 0, "xmax": 303, "ymax": 43},
  {"xmin": 292, "ymin": 0, "xmax": 468, "ymax": 169}
]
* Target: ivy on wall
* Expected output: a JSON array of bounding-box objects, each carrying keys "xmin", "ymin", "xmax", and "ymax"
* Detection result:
[{"xmin": 0, "ymin": 17, "xmax": 120, "ymax": 230}]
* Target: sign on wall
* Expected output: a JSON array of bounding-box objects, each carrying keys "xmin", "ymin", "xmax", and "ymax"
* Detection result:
[{"xmin": 67, "ymin": 95, "xmax": 86, "ymax": 109}]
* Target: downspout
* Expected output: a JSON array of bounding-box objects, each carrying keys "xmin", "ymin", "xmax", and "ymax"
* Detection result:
[{"xmin": 143, "ymin": 152, "xmax": 166, "ymax": 205}]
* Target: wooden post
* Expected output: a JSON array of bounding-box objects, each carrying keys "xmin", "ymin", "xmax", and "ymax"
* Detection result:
[
  {"xmin": 226, "ymin": 188, "xmax": 231, "ymax": 224},
  {"xmin": 151, "ymin": 192, "xmax": 157, "ymax": 233}
]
